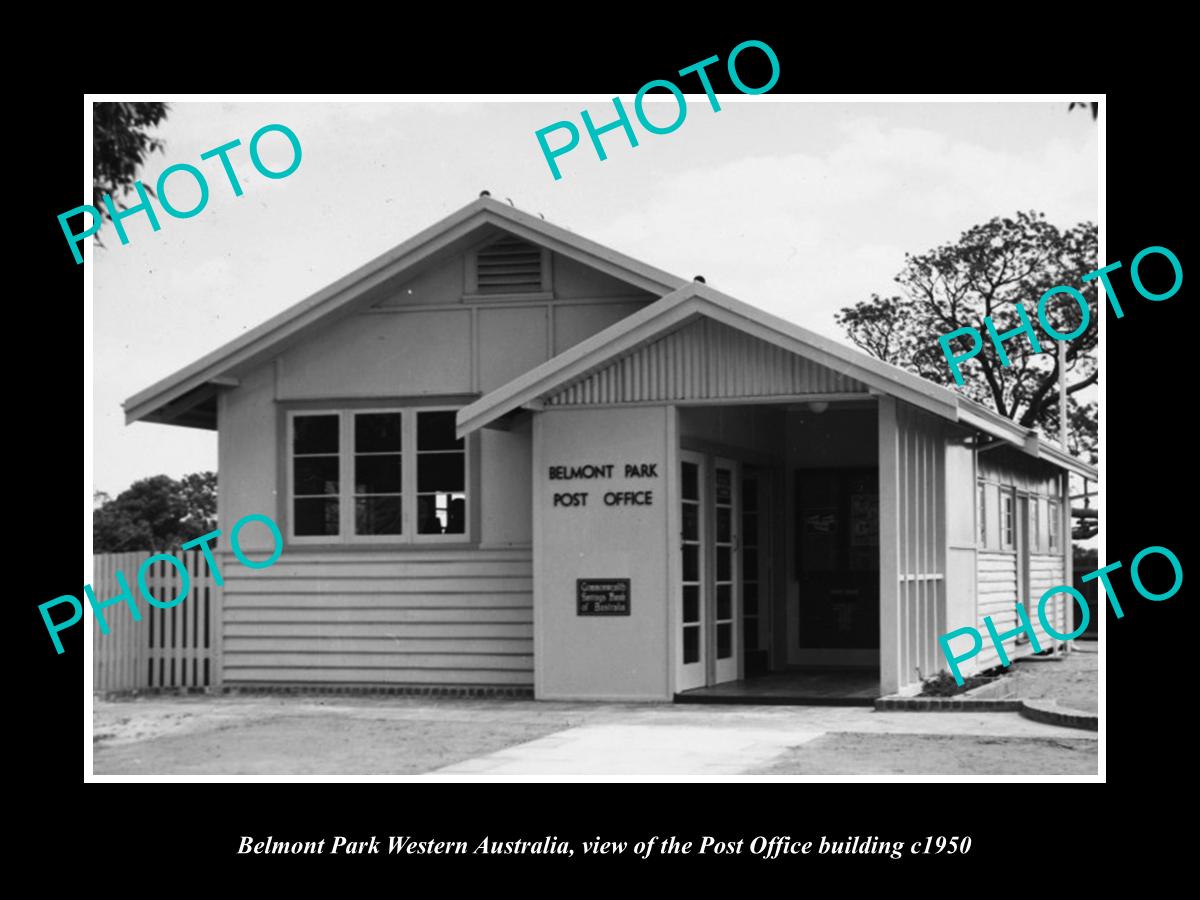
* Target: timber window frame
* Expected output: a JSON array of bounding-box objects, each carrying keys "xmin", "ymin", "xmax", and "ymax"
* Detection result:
[
  {"xmin": 1000, "ymin": 487, "xmax": 1016, "ymax": 551},
  {"xmin": 1030, "ymin": 496, "xmax": 1041, "ymax": 553},
  {"xmin": 1048, "ymin": 498, "xmax": 1062, "ymax": 553},
  {"xmin": 286, "ymin": 406, "xmax": 469, "ymax": 546},
  {"xmin": 977, "ymin": 481, "xmax": 988, "ymax": 548}
]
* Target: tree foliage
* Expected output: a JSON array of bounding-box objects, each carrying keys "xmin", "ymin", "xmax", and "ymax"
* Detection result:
[
  {"xmin": 835, "ymin": 211, "xmax": 1098, "ymax": 462},
  {"xmin": 93, "ymin": 472, "xmax": 217, "ymax": 553},
  {"xmin": 93, "ymin": 102, "xmax": 169, "ymax": 216}
]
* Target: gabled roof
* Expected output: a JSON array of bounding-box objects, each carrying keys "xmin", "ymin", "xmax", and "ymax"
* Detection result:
[
  {"xmin": 123, "ymin": 195, "xmax": 690, "ymax": 428},
  {"xmin": 456, "ymin": 282, "xmax": 1099, "ymax": 481}
]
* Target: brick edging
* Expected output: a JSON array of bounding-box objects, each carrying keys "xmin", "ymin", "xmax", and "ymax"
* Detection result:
[
  {"xmin": 94, "ymin": 684, "xmax": 535, "ymax": 701},
  {"xmin": 222, "ymin": 684, "xmax": 535, "ymax": 699},
  {"xmin": 874, "ymin": 695, "xmax": 1098, "ymax": 730},
  {"xmin": 874, "ymin": 697, "xmax": 1023, "ymax": 712},
  {"xmin": 1017, "ymin": 699, "xmax": 1098, "ymax": 731}
]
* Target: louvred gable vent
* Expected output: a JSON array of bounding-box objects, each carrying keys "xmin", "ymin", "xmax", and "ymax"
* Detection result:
[{"xmin": 476, "ymin": 236, "xmax": 544, "ymax": 293}]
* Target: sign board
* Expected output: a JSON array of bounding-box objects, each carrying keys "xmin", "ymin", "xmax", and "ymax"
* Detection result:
[{"xmin": 576, "ymin": 579, "xmax": 631, "ymax": 616}]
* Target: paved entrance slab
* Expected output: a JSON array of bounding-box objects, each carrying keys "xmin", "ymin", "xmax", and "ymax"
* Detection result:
[
  {"xmin": 436, "ymin": 723, "xmax": 827, "ymax": 774},
  {"xmin": 675, "ymin": 668, "xmax": 880, "ymax": 706}
]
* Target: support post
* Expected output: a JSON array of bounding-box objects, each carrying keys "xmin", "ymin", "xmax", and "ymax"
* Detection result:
[
  {"xmin": 1062, "ymin": 470, "xmax": 1074, "ymax": 654},
  {"xmin": 878, "ymin": 396, "xmax": 902, "ymax": 694}
]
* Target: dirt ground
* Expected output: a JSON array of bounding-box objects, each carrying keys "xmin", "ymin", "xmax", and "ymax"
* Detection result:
[
  {"xmin": 751, "ymin": 732, "xmax": 1097, "ymax": 775},
  {"xmin": 94, "ymin": 689, "xmax": 1097, "ymax": 776},
  {"xmin": 93, "ymin": 695, "xmax": 591, "ymax": 775},
  {"xmin": 1008, "ymin": 642, "xmax": 1098, "ymax": 713}
]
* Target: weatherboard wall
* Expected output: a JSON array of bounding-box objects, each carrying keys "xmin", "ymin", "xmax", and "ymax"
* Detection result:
[
  {"xmin": 213, "ymin": 246, "xmax": 657, "ymax": 689},
  {"xmin": 973, "ymin": 447, "xmax": 1069, "ymax": 671}
]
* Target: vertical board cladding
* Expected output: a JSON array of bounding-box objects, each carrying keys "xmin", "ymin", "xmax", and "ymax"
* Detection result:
[
  {"xmin": 943, "ymin": 435, "xmax": 978, "ymax": 638},
  {"xmin": 220, "ymin": 548, "xmax": 533, "ymax": 687},
  {"xmin": 534, "ymin": 406, "xmax": 671, "ymax": 700},
  {"xmin": 546, "ymin": 318, "xmax": 867, "ymax": 405},
  {"xmin": 895, "ymin": 401, "xmax": 947, "ymax": 688},
  {"xmin": 879, "ymin": 399, "xmax": 947, "ymax": 692}
]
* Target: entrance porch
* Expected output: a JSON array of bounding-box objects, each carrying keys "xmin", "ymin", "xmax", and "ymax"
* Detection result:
[
  {"xmin": 674, "ymin": 400, "xmax": 884, "ymax": 700},
  {"xmin": 674, "ymin": 667, "xmax": 880, "ymax": 706}
]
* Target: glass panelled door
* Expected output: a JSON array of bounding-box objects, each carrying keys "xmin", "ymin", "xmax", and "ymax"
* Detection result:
[
  {"xmin": 679, "ymin": 452, "xmax": 706, "ymax": 691},
  {"xmin": 712, "ymin": 458, "xmax": 740, "ymax": 685},
  {"xmin": 678, "ymin": 452, "xmax": 741, "ymax": 690},
  {"xmin": 741, "ymin": 466, "xmax": 767, "ymax": 676}
]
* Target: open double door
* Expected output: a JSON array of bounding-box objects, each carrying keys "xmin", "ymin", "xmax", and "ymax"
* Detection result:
[{"xmin": 677, "ymin": 451, "xmax": 740, "ymax": 691}]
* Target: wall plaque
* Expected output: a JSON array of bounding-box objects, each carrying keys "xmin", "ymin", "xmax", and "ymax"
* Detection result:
[{"xmin": 576, "ymin": 579, "xmax": 631, "ymax": 616}]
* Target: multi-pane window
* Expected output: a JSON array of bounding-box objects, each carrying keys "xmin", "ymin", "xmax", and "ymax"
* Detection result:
[
  {"xmin": 742, "ymin": 470, "xmax": 760, "ymax": 654},
  {"xmin": 416, "ymin": 411, "xmax": 466, "ymax": 535},
  {"xmin": 1048, "ymin": 498, "xmax": 1061, "ymax": 552},
  {"xmin": 293, "ymin": 414, "xmax": 340, "ymax": 536},
  {"xmin": 1001, "ymin": 489, "xmax": 1015, "ymax": 551},
  {"xmin": 680, "ymin": 461, "xmax": 701, "ymax": 665},
  {"xmin": 354, "ymin": 413, "xmax": 402, "ymax": 535},
  {"xmin": 1029, "ymin": 497, "xmax": 1040, "ymax": 553},
  {"xmin": 289, "ymin": 408, "xmax": 466, "ymax": 543},
  {"xmin": 977, "ymin": 481, "xmax": 987, "ymax": 547}
]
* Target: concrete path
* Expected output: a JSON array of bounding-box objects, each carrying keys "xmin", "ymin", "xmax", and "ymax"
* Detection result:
[
  {"xmin": 434, "ymin": 705, "xmax": 1095, "ymax": 775},
  {"xmin": 437, "ymin": 724, "xmax": 826, "ymax": 775}
]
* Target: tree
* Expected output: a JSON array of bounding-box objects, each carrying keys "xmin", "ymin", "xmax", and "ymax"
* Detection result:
[
  {"xmin": 177, "ymin": 471, "xmax": 218, "ymax": 538},
  {"xmin": 93, "ymin": 102, "xmax": 169, "ymax": 217},
  {"xmin": 93, "ymin": 472, "xmax": 217, "ymax": 552},
  {"xmin": 835, "ymin": 211, "xmax": 1098, "ymax": 463}
]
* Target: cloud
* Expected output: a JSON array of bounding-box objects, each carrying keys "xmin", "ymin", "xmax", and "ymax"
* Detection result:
[{"xmin": 587, "ymin": 115, "xmax": 1097, "ymax": 337}]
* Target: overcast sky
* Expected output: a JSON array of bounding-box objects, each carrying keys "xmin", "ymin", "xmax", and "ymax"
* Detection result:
[{"xmin": 92, "ymin": 99, "xmax": 1098, "ymax": 496}]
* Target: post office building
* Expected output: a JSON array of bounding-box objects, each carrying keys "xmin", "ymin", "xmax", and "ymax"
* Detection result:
[{"xmin": 125, "ymin": 196, "xmax": 1097, "ymax": 700}]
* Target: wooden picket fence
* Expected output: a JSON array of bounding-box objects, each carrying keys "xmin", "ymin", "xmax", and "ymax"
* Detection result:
[{"xmin": 92, "ymin": 549, "xmax": 221, "ymax": 692}]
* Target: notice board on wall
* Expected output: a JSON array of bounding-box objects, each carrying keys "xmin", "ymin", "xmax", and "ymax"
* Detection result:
[{"xmin": 577, "ymin": 579, "xmax": 631, "ymax": 616}]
